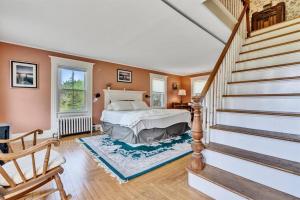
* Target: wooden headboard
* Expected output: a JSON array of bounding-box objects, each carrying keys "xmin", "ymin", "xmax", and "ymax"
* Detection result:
[{"xmin": 103, "ymin": 89, "xmax": 146, "ymax": 109}]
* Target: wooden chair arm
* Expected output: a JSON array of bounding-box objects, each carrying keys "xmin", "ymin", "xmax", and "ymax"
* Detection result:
[
  {"xmin": 0, "ymin": 129, "xmax": 43, "ymax": 144},
  {"xmin": 0, "ymin": 139, "xmax": 59, "ymax": 162}
]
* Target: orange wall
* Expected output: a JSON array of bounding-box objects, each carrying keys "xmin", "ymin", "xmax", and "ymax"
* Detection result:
[{"xmin": 0, "ymin": 42, "xmax": 182, "ymax": 133}]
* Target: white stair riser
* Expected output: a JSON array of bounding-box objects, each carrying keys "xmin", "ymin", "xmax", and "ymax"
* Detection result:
[
  {"xmin": 236, "ymin": 52, "xmax": 300, "ymax": 70},
  {"xmin": 228, "ymin": 80, "xmax": 300, "ymax": 94},
  {"xmin": 217, "ymin": 112, "xmax": 300, "ymax": 135},
  {"xmin": 251, "ymin": 18, "xmax": 300, "ymax": 37},
  {"xmin": 204, "ymin": 150, "xmax": 300, "ymax": 197},
  {"xmin": 210, "ymin": 129, "xmax": 300, "ymax": 162},
  {"xmin": 242, "ymin": 32, "xmax": 300, "ymax": 53},
  {"xmin": 239, "ymin": 41, "xmax": 300, "ymax": 61},
  {"xmin": 223, "ymin": 97, "xmax": 300, "ymax": 112},
  {"xmin": 232, "ymin": 64, "xmax": 300, "ymax": 81},
  {"xmin": 188, "ymin": 173, "xmax": 246, "ymax": 200},
  {"xmin": 246, "ymin": 23, "xmax": 300, "ymax": 44}
]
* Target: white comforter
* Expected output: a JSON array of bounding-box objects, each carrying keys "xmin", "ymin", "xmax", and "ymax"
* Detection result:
[{"xmin": 101, "ymin": 109, "xmax": 191, "ymax": 135}]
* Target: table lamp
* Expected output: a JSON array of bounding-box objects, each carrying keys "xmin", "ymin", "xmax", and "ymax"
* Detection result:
[{"xmin": 178, "ymin": 89, "xmax": 186, "ymax": 104}]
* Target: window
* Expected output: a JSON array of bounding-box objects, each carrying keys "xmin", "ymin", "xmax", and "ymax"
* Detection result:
[
  {"xmin": 191, "ymin": 76, "xmax": 208, "ymax": 97},
  {"xmin": 150, "ymin": 73, "xmax": 167, "ymax": 108},
  {"xmin": 50, "ymin": 56, "xmax": 93, "ymax": 132},
  {"xmin": 58, "ymin": 68, "xmax": 86, "ymax": 113}
]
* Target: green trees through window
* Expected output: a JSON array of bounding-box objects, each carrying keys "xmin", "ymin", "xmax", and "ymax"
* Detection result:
[{"xmin": 59, "ymin": 68, "xmax": 86, "ymax": 112}]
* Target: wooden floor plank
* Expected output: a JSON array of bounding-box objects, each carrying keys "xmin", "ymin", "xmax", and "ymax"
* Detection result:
[{"xmin": 26, "ymin": 134, "xmax": 211, "ymax": 200}]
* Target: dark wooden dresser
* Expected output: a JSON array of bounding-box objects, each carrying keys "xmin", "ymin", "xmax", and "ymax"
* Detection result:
[
  {"xmin": 252, "ymin": 2, "xmax": 285, "ymax": 31},
  {"xmin": 0, "ymin": 124, "xmax": 9, "ymax": 153}
]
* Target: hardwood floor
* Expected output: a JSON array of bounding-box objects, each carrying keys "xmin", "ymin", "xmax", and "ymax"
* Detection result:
[{"xmin": 34, "ymin": 134, "xmax": 211, "ymax": 200}]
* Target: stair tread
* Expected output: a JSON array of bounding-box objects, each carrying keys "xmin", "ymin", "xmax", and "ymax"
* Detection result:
[
  {"xmin": 243, "ymin": 30, "xmax": 300, "ymax": 46},
  {"xmin": 217, "ymin": 109, "xmax": 300, "ymax": 117},
  {"xmin": 207, "ymin": 143, "xmax": 300, "ymax": 175},
  {"xmin": 223, "ymin": 93, "xmax": 300, "ymax": 97},
  {"xmin": 240, "ymin": 39, "xmax": 300, "ymax": 54},
  {"xmin": 211, "ymin": 124, "xmax": 300, "ymax": 143},
  {"xmin": 228, "ymin": 76, "xmax": 300, "ymax": 84},
  {"xmin": 232, "ymin": 62, "xmax": 300, "ymax": 73},
  {"xmin": 187, "ymin": 165, "xmax": 299, "ymax": 200},
  {"xmin": 249, "ymin": 21, "xmax": 300, "ymax": 38},
  {"xmin": 236, "ymin": 49, "xmax": 300, "ymax": 63}
]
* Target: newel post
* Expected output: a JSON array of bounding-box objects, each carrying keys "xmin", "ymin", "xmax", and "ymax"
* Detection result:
[{"xmin": 188, "ymin": 96, "xmax": 205, "ymax": 172}]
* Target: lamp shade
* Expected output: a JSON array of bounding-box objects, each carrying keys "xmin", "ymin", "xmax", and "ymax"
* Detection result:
[{"xmin": 178, "ymin": 89, "xmax": 186, "ymax": 96}]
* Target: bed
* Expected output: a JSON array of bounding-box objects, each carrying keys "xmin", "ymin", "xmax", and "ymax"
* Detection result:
[{"xmin": 100, "ymin": 89, "xmax": 191, "ymax": 144}]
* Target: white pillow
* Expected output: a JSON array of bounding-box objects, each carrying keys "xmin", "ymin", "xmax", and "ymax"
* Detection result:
[
  {"xmin": 110, "ymin": 101, "xmax": 134, "ymax": 111},
  {"xmin": 131, "ymin": 101, "xmax": 149, "ymax": 110}
]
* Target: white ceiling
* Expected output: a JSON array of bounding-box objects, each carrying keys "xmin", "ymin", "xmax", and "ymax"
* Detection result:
[{"xmin": 0, "ymin": 0, "xmax": 231, "ymax": 75}]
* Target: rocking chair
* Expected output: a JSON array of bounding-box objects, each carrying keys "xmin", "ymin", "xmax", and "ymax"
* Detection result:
[{"xmin": 0, "ymin": 129, "xmax": 71, "ymax": 200}]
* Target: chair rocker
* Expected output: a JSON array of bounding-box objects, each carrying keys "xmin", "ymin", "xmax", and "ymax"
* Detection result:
[{"xmin": 0, "ymin": 129, "xmax": 71, "ymax": 200}]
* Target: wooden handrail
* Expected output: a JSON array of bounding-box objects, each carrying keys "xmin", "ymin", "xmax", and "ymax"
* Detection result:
[
  {"xmin": 200, "ymin": 2, "xmax": 249, "ymax": 98},
  {"xmin": 188, "ymin": 1, "xmax": 249, "ymax": 173}
]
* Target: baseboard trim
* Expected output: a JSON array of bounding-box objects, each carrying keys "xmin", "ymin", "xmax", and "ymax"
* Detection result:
[{"xmin": 10, "ymin": 129, "xmax": 54, "ymax": 141}]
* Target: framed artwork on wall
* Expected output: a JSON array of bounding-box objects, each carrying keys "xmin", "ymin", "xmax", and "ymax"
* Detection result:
[
  {"xmin": 11, "ymin": 61, "xmax": 38, "ymax": 88},
  {"xmin": 117, "ymin": 69, "xmax": 132, "ymax": 83}
]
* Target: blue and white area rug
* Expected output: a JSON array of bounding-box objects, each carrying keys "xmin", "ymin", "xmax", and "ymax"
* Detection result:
[{"xmin": 77, "ymin": 131, "xmax": 192, "ymax": 183}]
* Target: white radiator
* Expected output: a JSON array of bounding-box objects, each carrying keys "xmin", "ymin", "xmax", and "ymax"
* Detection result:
[{"xmin": 58, "ymin": 116, "xmax": 92, "ymax": 137}]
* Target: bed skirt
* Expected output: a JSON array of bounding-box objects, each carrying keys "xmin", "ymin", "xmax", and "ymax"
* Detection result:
[{"xmin": 101, "ymin": 122, "xmax": 190, "ymax": 144}]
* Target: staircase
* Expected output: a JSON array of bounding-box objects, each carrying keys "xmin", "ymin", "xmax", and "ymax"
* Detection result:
[{"xmin": 187, "ymin": 17, "xmax": 300, "ymax": 199}]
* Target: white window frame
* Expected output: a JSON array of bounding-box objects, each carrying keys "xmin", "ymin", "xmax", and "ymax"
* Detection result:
[
  {"xmin": 191, "ymin": 75, "xmax": 209, "ymax": 97},
  {"xmin": 50, "ymin": 56, "xmax": 94, "ymax": 132},
  {"xmin": 150, "ymin": 73, "xmax": 168, "ymax": 108}
]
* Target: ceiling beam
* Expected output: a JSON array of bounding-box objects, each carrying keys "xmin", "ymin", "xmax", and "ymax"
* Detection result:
[{"xmin": 161, "ymin": 0, "xmax": 226, "ymax": 45}]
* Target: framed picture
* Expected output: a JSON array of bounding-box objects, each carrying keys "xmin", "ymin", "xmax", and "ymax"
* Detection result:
[
  {"xmin": 11, "ymin": 61, "xmax": 38, "ymax": 88},
  {"xmin": 117, "ymin": 69, "xmax": 132, "ymax": 83}
]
